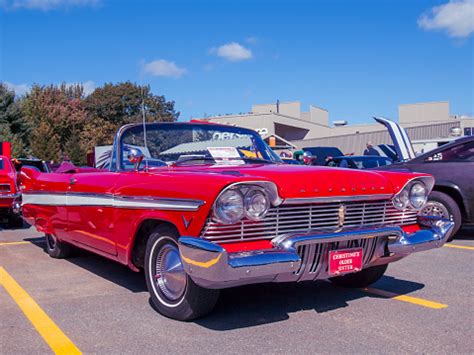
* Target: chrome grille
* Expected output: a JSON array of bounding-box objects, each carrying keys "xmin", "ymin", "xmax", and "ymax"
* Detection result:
[
  {"xmin": 293, "ymin": 237, "xmax": 381, "ymax": 281},
  {"xmin": 201, "ymin": 200, "xmax": 418, "ymax": 243}
]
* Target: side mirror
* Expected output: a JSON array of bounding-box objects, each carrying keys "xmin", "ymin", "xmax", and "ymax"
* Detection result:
[{"xmin": 127, "ymin": 148, "xmax": 144, "ymax": 171}]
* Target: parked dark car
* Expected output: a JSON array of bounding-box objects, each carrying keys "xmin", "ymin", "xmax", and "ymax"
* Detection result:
[
  {"xmin": 302, "ymin": 146, "xmax": 344, "ymax": 166},
  {"xmin": 326, "ymin": 156, "xmax": 393, "ymax": 169},
  {"xmin": 12, "ymin": 158, "xmax": 50, "ymax": 173},
  {"xmin": 374, "ymin": 117, "xmax": 474, "ymax": 239}
]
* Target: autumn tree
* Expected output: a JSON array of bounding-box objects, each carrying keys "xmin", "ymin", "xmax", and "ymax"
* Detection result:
[{"xmin": 22, "ymin": 84, "xmax": 88, "ymax": 162}]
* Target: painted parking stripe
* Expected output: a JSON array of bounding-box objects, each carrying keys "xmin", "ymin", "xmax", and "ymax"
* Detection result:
[
  {"xmin": 363, "ymin": 287, "xmax": 447, "ymax": 309},
  {"xmin": 0, "ymin": 267, "xmax": 81, "ymax": 354},
  {"xmin": 444, "ymin": 244, "xmax": 474, "ymax": 251},
  {"xmin": 0, "ymin": 241, "xmax": 31, "ymax": 246}
]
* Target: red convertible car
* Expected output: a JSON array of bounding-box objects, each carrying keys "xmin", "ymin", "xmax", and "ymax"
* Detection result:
[
  {"xmin": 0, "ymin": 155, "xmax": 22, "ymax": 227},
  {"xmin": 21, "ymin": 123, "xmax": 453, "ymax": 320}
]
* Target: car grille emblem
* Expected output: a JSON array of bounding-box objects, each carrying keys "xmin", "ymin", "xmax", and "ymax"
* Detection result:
[{"xmin": 338, "ymin": 205, "xmax": 346, "ymax": 228}]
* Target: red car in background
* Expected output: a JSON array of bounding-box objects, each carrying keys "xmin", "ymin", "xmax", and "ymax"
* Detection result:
[
  {"xmin": 0, "ymin": 155, "xmax": 22, "ymax": 227},
  {"xmin": 21, "ymin": 123, "xmax": 454, "ymax": 320}
]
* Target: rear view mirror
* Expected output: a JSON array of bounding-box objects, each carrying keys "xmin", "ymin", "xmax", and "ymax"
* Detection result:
[{"xmin": 127, "ymin": 148, "xmax": 144, "ymax": 171}]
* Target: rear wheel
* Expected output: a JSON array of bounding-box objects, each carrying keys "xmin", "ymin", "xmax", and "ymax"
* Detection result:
[
  {"xmin": 45, "ymin": 234, "xmax": 73, "ymax": 258},
  {"xmin": 329, "ymin": 264, "xmax": 387, "ymax": 288},
  {"xmin": 420, "ymin": 191, "xmax": 461, "ymax": 242},
  {"xmin": 144, "ymin": 225, "xmax": 219, "ymax": 321}
]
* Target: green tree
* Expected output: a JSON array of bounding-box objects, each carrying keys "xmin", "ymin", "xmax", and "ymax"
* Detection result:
[
  {"xmin": 65, "ymin": 128, "xmax": 86, "ymax": 166},
  {"xmin": 0, "ymin": 124, "xmax": 26, "ymax": 158},
  {"xmin": 84, "ymin": 82, "xmax": 179, "ymax": 125},
  {"xmin": 0, "ymin": 83, "xmax": 30, "ymax": 147},
  {"xmin": 81, "ymin": 82, "xmax": 179, "ymax": 154},
  {"xmin": 30, "ymin": 121, "xmax": 61, "ymax": 162}
]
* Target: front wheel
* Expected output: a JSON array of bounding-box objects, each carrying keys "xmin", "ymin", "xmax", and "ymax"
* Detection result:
[
  {"xmin": 144, "ymin": 226, "xmax": 219, "ymax": 321},
  {"xmin": 329, "ymin": 264, "xmax": 387, "ymax": 288}
]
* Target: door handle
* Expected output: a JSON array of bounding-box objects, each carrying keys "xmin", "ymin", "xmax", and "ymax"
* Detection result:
[{"xmin": 69, "ymin": 178, "xmax": 77, "ymax": 185}]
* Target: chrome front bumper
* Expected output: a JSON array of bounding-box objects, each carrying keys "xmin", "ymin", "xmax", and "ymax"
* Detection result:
[{"xmin": 178, "ymin": 220, "xmax": 454, "ymax": 289}]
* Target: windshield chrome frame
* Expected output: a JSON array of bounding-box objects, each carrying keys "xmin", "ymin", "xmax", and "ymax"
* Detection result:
[{"xmin": 111, "ymin": 122, "xmax": 279, "ymax": 172}]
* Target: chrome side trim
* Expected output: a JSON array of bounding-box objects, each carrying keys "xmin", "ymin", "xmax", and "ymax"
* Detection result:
[
  {"xmin": 22, "ymin": 192, "xmax": 204, "ymax": 211},
  {"xmin": 0, "ymin": 193, "xmax": 20, "ymax": 199},
  {"xmin": 114, "ymin": 195, "xmax": 204, "ymax": 211},
  {"xmin": 283, "ymin": 194, "xmax": 393, "ymax": 205}
]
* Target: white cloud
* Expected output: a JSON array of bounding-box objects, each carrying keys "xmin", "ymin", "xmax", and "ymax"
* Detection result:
[
  {"xmin": 214, "ymin": 42, "xmax": 253, "ymax": 61},
  {"xmin": 1, "ymin": 0, "xmax": 98, "ymax": 10},
  {"xmin": 3, "ymin": 81, "xmax": 30, "ymax": 96},
  {"xmin": 418, "ymin": 0, "xmax": 474, "ymax": 38},
  {"xmin": 65, "ymin": 80, "xmax": 95, "ymax": 95},
  {"xmin": 142, "ymin": 59, "xmax": 187, "ymax": 78}
]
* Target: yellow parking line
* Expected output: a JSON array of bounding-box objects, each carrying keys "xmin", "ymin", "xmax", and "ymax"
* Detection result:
[
  {"xmin": 444, "ymin": 244, "xmax": 474, "ymax": 251},
  {"xmin": 364, "ymin": 287, "xmax": 448, "ymax": 309},
  {"xmin": 0, "ymin": 241, "xmax": 30, "ymax": 246},
  {"xmin": 0, "ymin": 267, "xmax": 81, "ymax": 354}
]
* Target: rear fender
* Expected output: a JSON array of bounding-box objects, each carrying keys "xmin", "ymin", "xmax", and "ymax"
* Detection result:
[{"xmin": 19, "ymin": 167, "xmax": 41, "ymax": 190}]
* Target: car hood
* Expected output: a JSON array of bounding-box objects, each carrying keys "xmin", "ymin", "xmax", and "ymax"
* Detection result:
[
  {"xmin": 146, "ymin": 164, "xmax": 423, "ymax": 200},
  {"xmin": 374, "ymin": 117, "xmax": 416, "ymax": 162}
]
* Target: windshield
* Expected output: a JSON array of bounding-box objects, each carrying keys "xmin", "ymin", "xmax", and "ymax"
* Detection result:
[{"xmin": 117, "ymin": 123, "xmax": 281, "ymax": 170}]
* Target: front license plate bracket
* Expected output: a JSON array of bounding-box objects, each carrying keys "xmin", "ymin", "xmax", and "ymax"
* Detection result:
[{"xmin": 328, "ymin": 247, "xmax": 363, "ymax": 276}]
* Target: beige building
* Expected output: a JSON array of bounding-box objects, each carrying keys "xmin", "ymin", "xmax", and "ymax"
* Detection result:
[{"xmin": 199, "ymin": 101, "xmax": 474, "ymax": 155}]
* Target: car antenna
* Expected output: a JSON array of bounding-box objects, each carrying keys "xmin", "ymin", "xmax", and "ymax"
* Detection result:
[{"xmin": 141, "ymin": 84, "xmax": 149, "ymax": 172}]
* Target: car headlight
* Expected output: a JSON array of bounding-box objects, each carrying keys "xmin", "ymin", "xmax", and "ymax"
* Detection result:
[
  {"xmin": 392, "ymin": 188, "xmax": 410, "ymax": 210},
  {"xmin": 409, "ymin": 182, "xmax": 427, "ymax": 210},
  {"xmin": 244, "ymin": 188, "xmax": 270, "ymax": 220},
  {"xmin": 214, "ymin": 189, "xmax": 244, "ymax": 224},
  {"xmin": 392, "ymin": 179, "xmax": 429, "ymax": 211},
  {"xmin": 213, "ymin": 182, "xmax": 281, "ymax": 224}
]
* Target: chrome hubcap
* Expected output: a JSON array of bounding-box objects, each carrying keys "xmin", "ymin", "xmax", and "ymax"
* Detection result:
[
  {"xmin": 154, "ymin": 243, "xmax": 186, "ymax": 301},
  {"xmin": 421, "ymin": 201, "xmax": 450, "ymax": 219},
  {"xmin": 46, "ymin": 234, "xmax": 56, "ymax": 250}
]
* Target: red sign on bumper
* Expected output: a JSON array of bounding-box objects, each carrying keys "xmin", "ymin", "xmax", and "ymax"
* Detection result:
[{"xmin": 329, "ymin": 247, "xmax": 363, "ymax": 276}]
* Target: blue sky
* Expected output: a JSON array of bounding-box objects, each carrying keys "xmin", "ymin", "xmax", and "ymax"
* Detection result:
[{"xmin": 1, "ymin": 0, "xmax": 473, "ymax": 124}]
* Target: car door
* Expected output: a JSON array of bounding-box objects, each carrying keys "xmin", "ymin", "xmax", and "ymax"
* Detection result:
[{"xmin": 66, "ymin": 172, "xmax": 120, "ymax": 255}]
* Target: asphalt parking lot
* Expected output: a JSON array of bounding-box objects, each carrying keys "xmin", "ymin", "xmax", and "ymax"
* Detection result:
[{"xmin": 1, "ymin": 225, "xmax": 473, "ymax": 354}]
